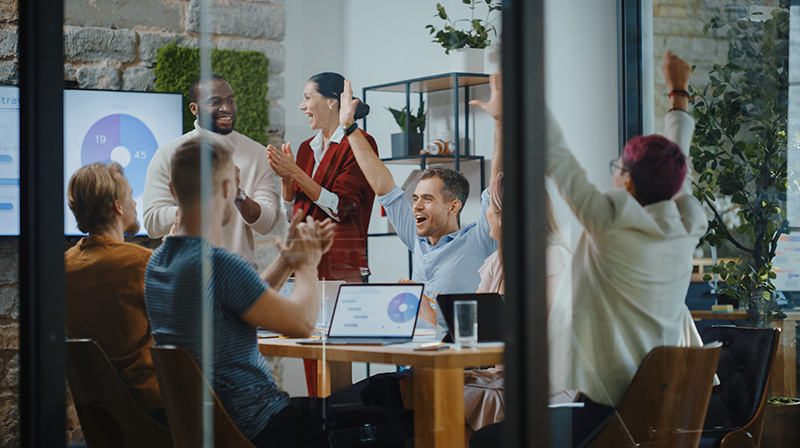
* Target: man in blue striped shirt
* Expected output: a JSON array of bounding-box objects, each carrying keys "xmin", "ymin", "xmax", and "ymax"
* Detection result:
[{"xmin": 144, "ymin": 135, "xmax": 334, "ymax": 445}]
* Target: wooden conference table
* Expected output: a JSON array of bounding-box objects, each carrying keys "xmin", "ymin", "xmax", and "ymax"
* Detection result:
[{"xmin": 258, "ymin": 338, "xmax": 504, "ymax": 448}]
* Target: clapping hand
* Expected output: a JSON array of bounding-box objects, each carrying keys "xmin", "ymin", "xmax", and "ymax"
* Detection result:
[{"xmin": 267, "ymin": 142, "xmax": 297, "ymax": 179}]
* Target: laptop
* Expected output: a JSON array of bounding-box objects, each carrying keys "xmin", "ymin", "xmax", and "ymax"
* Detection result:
[
  {"xmin": 297, "ymin": 283, "xmax": 425, "ymax": 345},
  {"xmin": 437, "ymin": 293, "xmax": 505, "ymax": 343}
]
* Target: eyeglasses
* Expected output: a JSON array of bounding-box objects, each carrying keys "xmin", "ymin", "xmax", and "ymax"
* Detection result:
[{"xmin": 609, "ymin": 160, "xmax": 628, "ymax": 176}]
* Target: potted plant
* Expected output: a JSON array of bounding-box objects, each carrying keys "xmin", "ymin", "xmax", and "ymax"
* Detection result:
[
  {"xmin": 762, "ymin": 397, "xmax": 800, "ymax": 446},
  {"xmin": 425, "ymin": 0, "xmax": 502, "ymax": 73},
  {"xmin": 387, "ymin": 102, "xmax": 426, "ymax": 158},
  {"xmin": 691, "ymin": 6, "xmax": 791, "ymax": 326}
]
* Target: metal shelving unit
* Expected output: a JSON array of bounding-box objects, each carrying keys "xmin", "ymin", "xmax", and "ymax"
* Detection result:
[{"xmin": 363, "ymin": 72, "xmax": 489, "ymax": 173}]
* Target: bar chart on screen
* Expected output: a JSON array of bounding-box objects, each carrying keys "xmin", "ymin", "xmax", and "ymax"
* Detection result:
[{"xmin": 0, "ymin": 86, "xmax": 20, "ymax": 236}]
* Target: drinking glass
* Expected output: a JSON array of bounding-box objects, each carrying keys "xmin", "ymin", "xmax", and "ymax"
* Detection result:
[
  {"xmin": 454, "ymin": 300, "xmax": 478, "ymax": 348},
  {"xmin": 314, "ymin": 295, "xmax": 334, "ymax": 337}
]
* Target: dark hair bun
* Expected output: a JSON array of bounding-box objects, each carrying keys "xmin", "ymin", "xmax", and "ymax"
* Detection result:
[{"xmin": 354, "ymin": 99, "xmax": 370, "ymax": 119}]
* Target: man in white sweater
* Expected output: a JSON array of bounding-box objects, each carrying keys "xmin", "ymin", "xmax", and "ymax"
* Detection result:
[{"xmin": 143, "ymin": 75, "xmax": 281, "ymax": 266}]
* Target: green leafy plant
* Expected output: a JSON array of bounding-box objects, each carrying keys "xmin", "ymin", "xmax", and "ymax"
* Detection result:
[
  {"xmin": 425, "ymin": 0, "xmax": 502, "ymax": 55},
  {"xmin": 154, "ymin": 43, "xmax": 270, "ymax": 146},
  {"xmin": 386, "ymin": 102, "xmax": 426, "ymax": 134},
  {"xmin": 691, "ymin": 7, "xmax": 790, "ymax": 324}
]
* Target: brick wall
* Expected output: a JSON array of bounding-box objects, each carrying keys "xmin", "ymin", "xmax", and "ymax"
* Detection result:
[
  {"xmin": 0, "ymin": 1, "xmax": 288, "ymax": 446},
  {"xmin": 651, "ymin": 0, "xmax": 780, "ymax": 134}
]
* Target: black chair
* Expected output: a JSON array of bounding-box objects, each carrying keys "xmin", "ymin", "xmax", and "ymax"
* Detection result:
[{"xmin": 699, "ymin": 326, "xmax": 780, "ymax": 448}]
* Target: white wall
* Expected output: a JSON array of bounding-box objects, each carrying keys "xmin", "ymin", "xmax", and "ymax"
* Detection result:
[{"xmin": 544, "ymin": 0, "xmax": 620, "ymax": 247}]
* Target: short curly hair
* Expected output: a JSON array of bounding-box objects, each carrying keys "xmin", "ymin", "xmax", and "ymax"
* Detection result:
[{"xmin": 67, "ymin": 162, "xmax": 129, "ymax": 234}]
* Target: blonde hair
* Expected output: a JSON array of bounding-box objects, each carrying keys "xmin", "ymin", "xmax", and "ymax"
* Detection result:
[
  {"xmin": 170, "ymin": 136, "xmax": 234, "ymax": 206},
  {"xmin": 67, "ymin": 162, "xmax": 129, "ymax": 234}
]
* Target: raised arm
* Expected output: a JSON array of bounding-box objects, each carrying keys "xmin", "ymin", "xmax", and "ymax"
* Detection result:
[
  {"xmin": 470, "ymin": 72, "xmax": 503, "ymax": 182},
  {"xmin": 339, "ymin": 79, "xmax": 397, "ymax": 196},
  {"xmin": 660, "ymin": 51, "xmax": 695, "ymax": 196}
]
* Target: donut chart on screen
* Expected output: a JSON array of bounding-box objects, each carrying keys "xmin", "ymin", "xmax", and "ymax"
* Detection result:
[
  {"xmin": 80, "ymin": 114, "xmax": 157, "ymax": 197},
  {"xmin": 387, "ymin": 292, "xmax": 420, "ymax": 323}
]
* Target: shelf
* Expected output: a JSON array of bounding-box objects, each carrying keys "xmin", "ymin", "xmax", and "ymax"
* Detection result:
[
  {"xmin": 380, "ymin": 154, "xmax": 485, "ymax": 165},
  {"xmin": 364, "ymin": 72, "xmax": 489, "ymax": 94}
]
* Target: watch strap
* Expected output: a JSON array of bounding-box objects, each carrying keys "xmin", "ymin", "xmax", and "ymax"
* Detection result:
[{"xmin": 343, "ymin": 122, "xmax": 358, "ymax": 136}]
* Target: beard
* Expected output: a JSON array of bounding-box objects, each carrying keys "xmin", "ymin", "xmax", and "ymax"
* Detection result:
[{"xmin": 211, "ymin": 116, "xmax": 235, "ymax": 135}]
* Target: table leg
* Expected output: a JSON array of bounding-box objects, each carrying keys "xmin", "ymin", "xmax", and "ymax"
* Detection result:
[
  {"xmin": 316, "ymin": 360, "xmax": 352, "ymax": 397},
  {"xmin": 413, "ymin": 367, "xmax": 465, "ymax": 448},
  {"xmin": 771, "ymin": 319, "xmax": 797, "ymax": 398}
]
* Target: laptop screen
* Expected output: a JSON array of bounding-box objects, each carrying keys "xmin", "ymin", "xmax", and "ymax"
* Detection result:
[{"xmin": 328, "ymin": 283, "xmax": 424, "ymax": 338}]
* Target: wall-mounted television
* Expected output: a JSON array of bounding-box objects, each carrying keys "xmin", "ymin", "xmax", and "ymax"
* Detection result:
[
  {"xmin": 0, "ymin": 86, "xmax": 183, "ymax": 236},
  {"xmin": 63, "ymin": 89, "xmax": 183, "ymax": 235},
  {"xmin": 0, "ymin": 86, "xmax": 18, "ymax": 236}
]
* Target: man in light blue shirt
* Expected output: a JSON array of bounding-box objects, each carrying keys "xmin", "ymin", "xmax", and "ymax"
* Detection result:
[{"xmin": 339, "ymin": 80, "xmax": 499, "ymax": 333}]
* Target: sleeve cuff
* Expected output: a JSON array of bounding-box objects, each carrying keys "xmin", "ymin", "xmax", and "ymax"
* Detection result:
[
  {"xmin": 282, "ymin": 199, "xmax": 295, "ymax": 221},
  {"xmin": 376, "ymin": 186, "xmax": 405, "ymax": 206},
  {"xmin": 315, "ymin": 188, "xmax": 341, "ymax": 221}
]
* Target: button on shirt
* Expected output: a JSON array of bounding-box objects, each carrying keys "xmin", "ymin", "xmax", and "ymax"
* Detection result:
[
  {"xmin": 377, "ymin": 186, "xmax": 498, "ymax": 333},
  {"xmin": 282, "ymin": 126, "xmax": 345, "ymax": 222}
]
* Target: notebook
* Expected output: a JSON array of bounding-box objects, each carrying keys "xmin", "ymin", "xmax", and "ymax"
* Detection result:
[
  {"xmin": 436, "ymin": 293, "xmax": 505, "ymax": 343},
  {"xmin": 297, "ymin": 283, "xmax": 425, "ymax": 345}
]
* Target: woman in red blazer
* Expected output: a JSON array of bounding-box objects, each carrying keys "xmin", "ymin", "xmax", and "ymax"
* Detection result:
[{"xmin": 267, "ymin": 73, "xmax": 378, "ymax": 282}]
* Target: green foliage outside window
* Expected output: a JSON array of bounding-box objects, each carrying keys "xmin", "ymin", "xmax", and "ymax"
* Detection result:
[
  {"xmin": 154, "ymin": 43, "xmax": 270, "ymax": 146},
  {"xmin": 690, "ymin": 7, "xmax": 790, "ymax": 323}
]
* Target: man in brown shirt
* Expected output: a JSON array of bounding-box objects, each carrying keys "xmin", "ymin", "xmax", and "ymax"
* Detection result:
[{"xmin": 65, "ymin": 162, "xmax": 164, "ymax": 423}]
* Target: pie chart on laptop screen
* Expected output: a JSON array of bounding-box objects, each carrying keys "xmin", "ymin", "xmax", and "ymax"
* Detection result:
[{"xmin": 387, "ymin": 292, "xmax": 420, "ymax": 323}]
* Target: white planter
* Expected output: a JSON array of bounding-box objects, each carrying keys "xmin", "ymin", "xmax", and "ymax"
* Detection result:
[
  {"xmin": 449, "ymin": 48, "xmax": 484, "ymax": 74},
  {"xmin": 484, "ymin": 40, "xmax": 501, "ymax": 74}
]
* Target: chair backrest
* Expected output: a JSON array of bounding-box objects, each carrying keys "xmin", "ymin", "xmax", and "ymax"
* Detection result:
[
  {"xmin": 701, "ymin": 326, "xmax": 780, "ymax": 431},
  {"xmin": 65, "ymin": 339, "xmax": 173, "ymax": 448},
  {"xmin": 149, "ymin": 345, "xmax": 256, "ymax": 448},
  {"xmin": 587, "ymin": 344, "xmax": 722, "ymax": 448}
]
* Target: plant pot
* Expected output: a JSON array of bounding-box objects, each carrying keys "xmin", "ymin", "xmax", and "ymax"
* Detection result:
[
  {"xmin": 716, "ymin": 294, "xmax": 739, "ymax": 309},
  {"xmin": 391, "ymin": 133, "xmax": 423, "ymax": 158},
  {"xmin": 762, "ymin": 398, "xmax": 800, "ymax": 447},
  {"xmin": 449, "ymin": 48, "xmax": 484, "ymax": 74}
]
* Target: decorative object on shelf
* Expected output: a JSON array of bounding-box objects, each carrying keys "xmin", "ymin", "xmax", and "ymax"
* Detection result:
[
  {"xmin": 422, "ymin": 139, "xmax": 451, "ymax": 156},
  {"xmin": 426, "ymin": 0, "xmax": 502, "ymax": 73},
  {"xmin": 691, "ymin": 6, "xmax": 790, "ymax": 325},
  {"xmin": 387, "ymin": 102, "xmax": 426, "ymax": 157}
]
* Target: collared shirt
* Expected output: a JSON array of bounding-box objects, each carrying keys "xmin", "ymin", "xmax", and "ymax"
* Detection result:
[
  {"xmin": 377, "ymin": 186, "xmax": 498, "ymax": 335},
  {"xmin": 282, "ymin": 127, "xmax": 344, "ymax": 221}
]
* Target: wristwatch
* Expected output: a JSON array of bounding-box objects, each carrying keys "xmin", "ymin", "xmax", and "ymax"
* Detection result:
[
  {"xmin": 343, "ymin": 122, "xmax": 358, "ymax": 137},
  {"xmin": 236, "ymin": 188, "xmax": 247, "ymax": 205}
]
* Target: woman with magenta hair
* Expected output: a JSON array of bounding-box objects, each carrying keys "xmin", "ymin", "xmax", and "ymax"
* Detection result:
[
  {"xmin": 471, "ymin": 52, "xmax": 706, "ymax": 446},
  {"xmin": 267, "ymin": 72, "xmax": 378, "ymax": 283}
]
